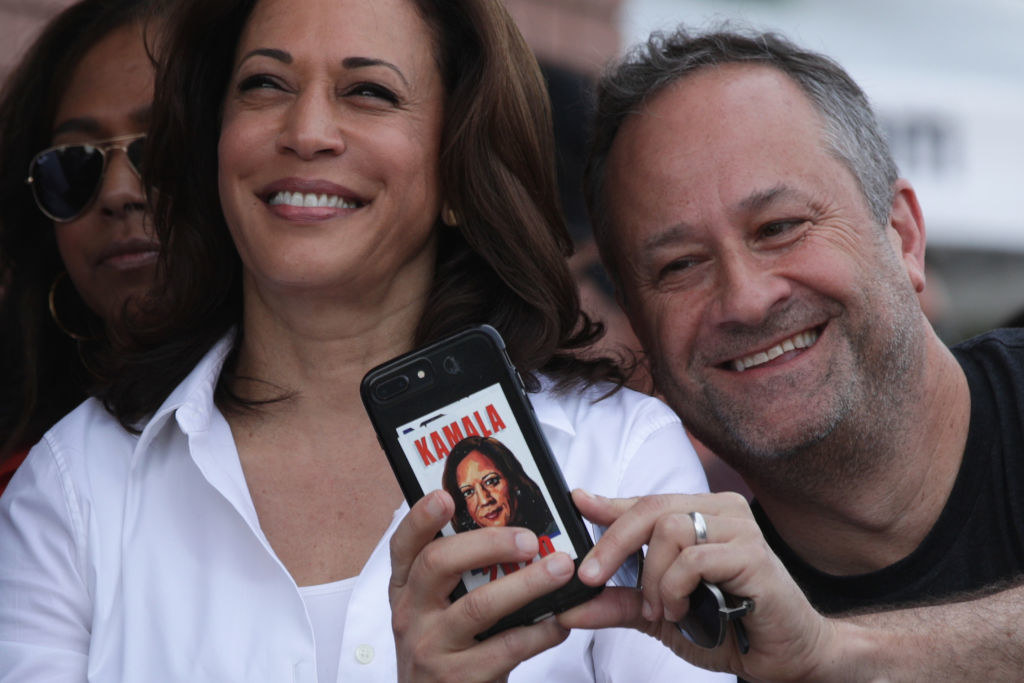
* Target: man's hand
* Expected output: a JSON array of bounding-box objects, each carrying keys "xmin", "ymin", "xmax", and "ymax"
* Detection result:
[
  {"xmin": 558, "ymin": 490, "xmax": 839, "ymax": 682},
  {"xmin": 389, "ymin": 490, "xmax": 575, "ymax": 682}
]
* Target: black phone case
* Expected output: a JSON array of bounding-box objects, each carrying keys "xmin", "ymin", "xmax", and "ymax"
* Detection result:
[{"xmin": 360, "ymin": 325, "xmax": 601, "ymax": 638}]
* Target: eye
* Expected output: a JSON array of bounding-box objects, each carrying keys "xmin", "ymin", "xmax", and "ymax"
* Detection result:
[
  {"xmin": 345, "ymin": 82, "xmax": 400, "ymax": 105},
  {"xmin": 460, "ymin": 487, "xmax": 474, "ymax": 499},
  {"xmin": 657, "ymin": 257, "xmax": 699, "ymax": 282},
  {"xmin": 758, "ymin": 219, "xmax": 806, "ymax": 240},
  {"xmin": 484, "ymin": 475, "xmax": 501, "ymax": 488},
  {"xmin": 238, "ymin": 73, "xmax": 285, "ymax": 92}
]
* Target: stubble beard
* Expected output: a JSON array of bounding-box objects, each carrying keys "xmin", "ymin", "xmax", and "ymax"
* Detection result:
[{"xmin": 656, "ymin": 280, "xmax": 926, "ymax": 499}]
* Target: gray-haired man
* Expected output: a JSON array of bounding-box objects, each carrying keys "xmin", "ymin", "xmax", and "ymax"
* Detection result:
[{"xmin": 560, "ymin": 27, "xmax": 1024, "ymax": 680}]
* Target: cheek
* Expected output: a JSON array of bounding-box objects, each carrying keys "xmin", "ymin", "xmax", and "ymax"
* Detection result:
[
  {"xmin": 633, "ymin": 293, "xmax": 693, "ymax": 359},
  {"xmin": 376, "ymin": 125, "xmax": 441, "ymax": 206},
  {"xmin": 54, "ymin": 224, "xmax": 92, "ymax": 279},
  {"xmin": 218, "ymin": 112, "xmax": 270, "ymax": 194}
]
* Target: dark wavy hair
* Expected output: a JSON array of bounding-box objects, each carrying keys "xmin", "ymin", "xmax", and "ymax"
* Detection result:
[
  {"xmin": 442, "ymin": 436, "xmax": 555, "ymax": 536},
  {"xmin": 0, "ymin": 0, "xmax": 158, "ymax": 464},
  {"xmin": 99, "ymin": 0, "xmax": 623, "ymax": 427}
]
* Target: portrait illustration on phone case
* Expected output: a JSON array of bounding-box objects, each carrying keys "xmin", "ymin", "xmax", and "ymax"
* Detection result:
[{"xmin": 396, "ymin": 383, "xmax": 571, "ymax": 588}]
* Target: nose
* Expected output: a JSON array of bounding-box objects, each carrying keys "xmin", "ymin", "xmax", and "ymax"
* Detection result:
[
  {"xmin": 96, "ymin": 150, "xmax": 145, "ymax": 220},
  {"xmin": 277, "ymin": 89, "xmax": 346, "ymax": 160},
  {"xmin": 712, "ymin": 248, "xmax": 792, "ymax": 328}
]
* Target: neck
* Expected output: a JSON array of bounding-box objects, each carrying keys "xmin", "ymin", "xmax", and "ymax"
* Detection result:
[
  {"xmin": 229, "ymin": 271, "xmax": 428, "ymax": 421},
  {"xmin": 748, "ymin": 332, "xmax": 970, "ymax": 575}
]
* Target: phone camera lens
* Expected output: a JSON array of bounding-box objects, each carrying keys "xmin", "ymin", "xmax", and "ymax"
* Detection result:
[
  {"xmin": 443, "ymin": 356, "xmax": 460, "ymax": 375},
  {"xmin": 374, "ymin": 375, "xmax": 409, "ymax": 401}
]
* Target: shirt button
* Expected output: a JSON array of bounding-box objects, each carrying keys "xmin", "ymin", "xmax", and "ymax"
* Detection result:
[
  {"xmin": 292, "ymin": 660, "xmax": 315, "ymax": 682},
  {"xmin": 354, "ymin": 644, "xmax": 375, "ymax": 665}
]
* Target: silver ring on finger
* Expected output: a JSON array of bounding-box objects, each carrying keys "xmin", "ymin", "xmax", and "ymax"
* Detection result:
[{"xmin": 689, "ymin": 511, "xmax": 708, "ymax": 545}]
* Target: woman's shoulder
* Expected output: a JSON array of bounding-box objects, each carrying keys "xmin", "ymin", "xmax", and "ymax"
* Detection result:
[
  {"xmin": 531, "ymin": 378, "xmax": 708, "ymax": 505},
  {"xmin": 47, "ymin": 395, "xmax": 132, "ymax": 442},
  {"xmin": 35, "ymin": 397, "xmax": 139, "ymax": 478},
  {"xmin": 532, "ymin": 376, "xmax": 682, "ymax": 436},
  {"xmin": 0, "ymin": 397, "xmax": 138, "ymax": 531},
  {"xmin": 33, "ymin": 332, "xmax": 235, "ymax": 485}
]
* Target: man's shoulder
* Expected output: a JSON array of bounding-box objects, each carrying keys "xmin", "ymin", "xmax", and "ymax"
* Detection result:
[
  {"xmin": 952, "ymin": 327, "xmax": 1024, "ymax": 357},
  {"xmin": 951, "ymin": 328, "xmax": 1024, "ymax": 392}
]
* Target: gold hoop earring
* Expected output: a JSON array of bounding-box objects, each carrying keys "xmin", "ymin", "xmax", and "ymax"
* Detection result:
[{"xmin": 48, "ymin": 271, "xmax": 99, "ymax": 342}]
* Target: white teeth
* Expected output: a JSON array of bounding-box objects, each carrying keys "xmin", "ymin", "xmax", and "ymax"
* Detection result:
[
  {"xmin": 268, "ymin": 191, "xmax": 359, "ymax": 209},
  {"xmin": 731, "ymin": 328, "xmax": 820, "ymax": 372}
]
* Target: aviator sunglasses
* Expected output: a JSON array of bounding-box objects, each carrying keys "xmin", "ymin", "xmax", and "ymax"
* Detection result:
[
  {"xmin": 677, "ymin": 579, "xmax": 755, "ymax": 654},
  {"xmin": 26, "ymin": 133, "xmax": 145, "ymax": 222}
]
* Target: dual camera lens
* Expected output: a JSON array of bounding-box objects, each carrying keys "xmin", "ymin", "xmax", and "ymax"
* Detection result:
[{"xmin": 372, "ymin": 355, "xmax": 460, "ymax": 402}]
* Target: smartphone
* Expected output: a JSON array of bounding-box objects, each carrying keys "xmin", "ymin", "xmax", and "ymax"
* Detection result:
[{"xmin": 360, "ymin": 324, "xmax": 601, "ymax": 638}]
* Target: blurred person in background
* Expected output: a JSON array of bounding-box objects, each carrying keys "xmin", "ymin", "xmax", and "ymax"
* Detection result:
[{"xmin": 0, "ymin": 0, "xmax": 160, "ymax": 494}]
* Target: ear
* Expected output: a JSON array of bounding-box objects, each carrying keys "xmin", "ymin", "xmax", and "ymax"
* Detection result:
[{"xmin": 886, "ymin": 179, "xmax": 927, "ymax": 294}]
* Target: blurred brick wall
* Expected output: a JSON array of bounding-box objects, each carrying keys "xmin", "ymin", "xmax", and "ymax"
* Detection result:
[
  {"xmin": 0, "ymin": 1, "xmax": 73, "ymax": 81},
  {"xmin": 2, "ymin": 0, "xmax": 624, "ymax": 84},
  {"xmin": 0, "ymin": 0, "xmax": 75, "ymax": 84},
  {"xmin": 503, "ymin": 0, "xmax": 624, "ymax": 76}
]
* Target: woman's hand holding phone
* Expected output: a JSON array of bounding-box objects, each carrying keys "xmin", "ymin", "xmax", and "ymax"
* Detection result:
[{"xmin": 389, "ymin": 490, "xmax": 576, "ymax": 682}]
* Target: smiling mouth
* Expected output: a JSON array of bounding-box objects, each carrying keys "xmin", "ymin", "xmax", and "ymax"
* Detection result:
[
  {"xmin": 266, "ymin": 190, "xmax": 364, "ymax": 209},
  {"xmin": 728, "ymin": 326, "xmax": 822, "ymax": 372},
  {"xmin": 482, "ymin": 506, "xmax": 504, "ymax": 521}
]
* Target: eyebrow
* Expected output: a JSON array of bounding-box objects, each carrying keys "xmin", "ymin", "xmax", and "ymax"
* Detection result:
[
  {"xmin": 239, "ymin": 47, "xmax": 291, "ymax": 65},
  {"xmin": 341, "ymin": 56, "xmax": 409, "ymax": 87},
  {"xmin": 640, "ymin": 223, "xmax": 698, "ymax": 253},
  {"xmin": 51, "ymin": 117, "xmax": 103, "ymax": 138},
  {"xmin": 238, "ymin": 49, "xmax": 408, "ymax": 87},
  {"xmin": 52, "ymin": 105, "xmax": 151, "ymax": 138},
  {"xmin": 737, "ymin": 184, "xmax": 803, "ymax": 213}
]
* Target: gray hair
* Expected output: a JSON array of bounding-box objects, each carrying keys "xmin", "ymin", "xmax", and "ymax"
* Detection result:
[{"xmin": 585, "ymin": 26, "xmax": 899, "ymax": 285}]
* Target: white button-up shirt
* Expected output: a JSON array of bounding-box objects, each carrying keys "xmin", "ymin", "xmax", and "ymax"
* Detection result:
[{"xmin": 0, "ymin": 336, "xmax": 732, "ymax": 682}]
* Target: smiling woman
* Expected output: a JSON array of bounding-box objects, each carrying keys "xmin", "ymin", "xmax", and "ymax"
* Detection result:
[
  {"xmin": 443, "ymin": 435, "xmax": 558, "ymax": 537},
  {"xmin": 0, "ymin": 0, "xmax": 161, "ymax": 492},
  {"xmin": 0, "ymin": 1, "xmax": 726, "ymax": 681}
]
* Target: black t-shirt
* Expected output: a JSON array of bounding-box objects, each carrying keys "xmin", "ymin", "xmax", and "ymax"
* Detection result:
[{"xmin": 751, "ymin": 328, "xmax": 1024, "ymax": 614}]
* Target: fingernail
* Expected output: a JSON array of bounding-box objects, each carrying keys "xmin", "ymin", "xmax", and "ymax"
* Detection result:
[
  {"xmin": 425, "ymin": 492, "xmax": 445, "ymax": 519},
  {"xmin": 578, "ymin": 557, "xmax": 600, "ymax": 581},
  {"xmin": 547, "ymin": 554, "xmax": 574, "ymax": 579},
  {"xmin": 579, "ymin": 489, "xmax": 609, "ymax": 503},
  {"xmin": 515, "ymin": 531, "xmax": 536, "ymax": 554},
  {"xmin": 642, "ymin": 600, "xmax": 654, "ymax": 621}
]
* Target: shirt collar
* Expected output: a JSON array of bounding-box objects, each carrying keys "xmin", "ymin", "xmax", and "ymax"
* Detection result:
[{"xmin": 136, "ymin": 332, "xmax": 236, "ymax": 453}]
